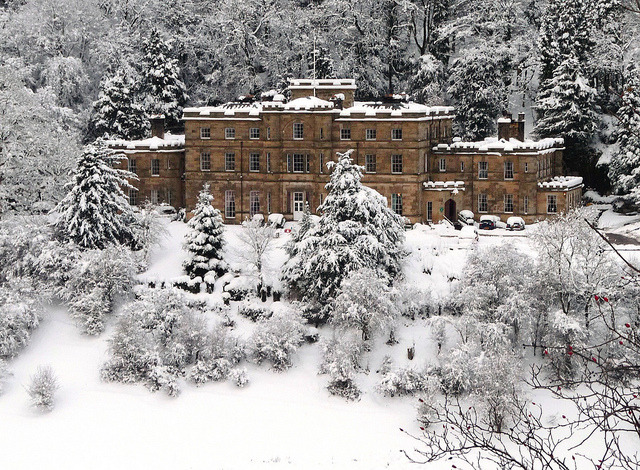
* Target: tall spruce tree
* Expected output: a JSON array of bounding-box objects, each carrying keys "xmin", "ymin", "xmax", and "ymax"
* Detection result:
[
  {"xmin": 88, "ymin": 69, "xmax": 149, "ymax": 140},
  {"xmin": 282, "ymin": 150, "xmax": 405, "ymax": 322},
  {"xmin": 52, "ymin": 139, "xmax": 137, "ymax": 249},
  {"xmin": 183, "ymin": 183, "xmax": 228, "ymax": 280},
  {"xmin": 608, "ymin": 66, "xmax": 640, "ymax": 202},
  {"xmin": 534, "ymin": 56, "xmax": 599, "ymax": 176},
  {"xmin": 141, "ymin": 29, "xmax": 188, "ymax": 128}
]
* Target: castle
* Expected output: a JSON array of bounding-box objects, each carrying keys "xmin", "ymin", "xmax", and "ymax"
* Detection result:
[{"xmin": 108, "ymin": 79, "xmax": 583, "ymax": 224}]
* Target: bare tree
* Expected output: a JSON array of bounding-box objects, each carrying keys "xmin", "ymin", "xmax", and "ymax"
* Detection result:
[{"xmin": 237, "ymin": 217, "xmax": 276, "ymax": 290}]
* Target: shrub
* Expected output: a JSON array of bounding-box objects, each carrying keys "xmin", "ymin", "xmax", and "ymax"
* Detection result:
[
  {"xmin": 250, "ymin": 309, "xmax": 306, "ymax": 371},
  {"xmin": 320, "ymin": 332, "xmax": 365, "ymax": 400},
  {"xmin": 230, "ymin": 367, "xmax": 249, "ymax": 387},
  {"xmin": 395, "ymin": 284, "xmax": 433, "ymax": 320},
  {"xmin": 27, "ymin": 366, "xmax": 59, "ymax": 411},
  {"xmin": 189, "ymin": 325, "xmax": 245, "ymax": 385},
  {"xmin": 172, "ymin": 275, "xmax": 202, "ymax": 294},
  {"xmin": 0, "ymin": 281, "xmax": 41, "ymax": 359},
  {"xmin": 224, "ymin": 275, "xmax": 258, "ymax": 301},
  {"xmin": 377, "ymin": 366, "xmax": 430, "ymax": 397},
  {"xmin": 237, "ymin": 299, "xmax": 271, "ymax": 322}
]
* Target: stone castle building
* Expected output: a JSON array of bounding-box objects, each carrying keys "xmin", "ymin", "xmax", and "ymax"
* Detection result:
[{"xmin": 108, "ymin": 79, "xmax": 583, "ymax": 224}]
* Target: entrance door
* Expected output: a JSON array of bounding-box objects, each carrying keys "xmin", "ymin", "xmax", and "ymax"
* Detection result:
[
  {"xmin": 293, "ymin": 192, "xmax": 305, "ymax": 220},
  {"xmin": 444, "ymin": 199, "xmax": 456, "ymax": 222}
]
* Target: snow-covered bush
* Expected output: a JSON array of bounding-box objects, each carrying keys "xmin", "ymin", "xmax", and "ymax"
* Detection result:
[
  {"xmin": 377, "ymin": 365, "xmax": 430, "ymax": 397},
  {"xmin": 237, "ymin": 299, "xmax": 272, "ymax": 322},
  {"xmin": 237, "ymin": 217, "xmax": 276, "ymax": 288},
  {"xmin": 332, "ymin": 268, "xmax": 397, "ymax": 341},
  {"xmin": 437, "ymin": 342, "xmax": 479, "ymax": 396},
  {"xmin": 62, "ymin": 246, "xmax": 137, "ymax": 335},
  {"xmin": 282, "ymin": 150, "xmax": 405, "ymax": 319},
  {"xmin": 0, "ymin": 281, "xmax": 41, "ymax": 359},
  {"xmin": 102, "ymin": 287, "xmax": 209, "ymax": 396},
  {"xmin": 27, "ymin": 366, "xmax": 59, "ymax": 411},
  {"xmin": 395, "ymin": 283, "xmax": 433, "ymax": 320},
  {"xmin": 250, "ymin": 309, "xmax": 306, "ymax": 371},
  {"xmin": 183, "ymin": 183, "xmax": 227, "ymax": 281},
  {"xmin": 320, "ymin": 332, "xmax": 365, "ymax": 400},
  {"xmin": 224, "ymin": 275, "xmax": 259, "ymax": 301},
  {"xmin": 189, "ymin": 325, "xmax": 245, "ymax": 385},
  {"xmin": 229, "ymin": 367, "xmax": 249, "ymax": 387},
  {"xmin": 0, "ymin": 216, "xmax": 52, "ymax": 283},
  {"xmin": 172, "ymin": 275, "xmax": 202, "ymax": 294},
  {"xmin": 128, "ymin": 203, "xmax": 167, "ymax": 266},
  {"xmin": 542, "ymin": 310, "xmax": 587, "ymax": 381}
]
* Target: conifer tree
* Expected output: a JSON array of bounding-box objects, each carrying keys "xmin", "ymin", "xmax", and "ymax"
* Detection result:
[
  {"xmin": 608, "ymin": 66, "xmax": 640, "ymax": 202},
  {"xmin": 141, "ymin": 29, "xmax": 188, "ymax": 128},
  {"xmin": 534, "ymin": 56, "xmax": 599, "ymax": 175},
  {"xmin": 52, "ymin": 139, "xmax": 137, "ymax": 249},
  {"xmin": 285, "ymin": 202, "xmax": 312, "ymax": 259},
  {"xmin": 282, "ymin": 150, "xmax": 405, "ymax": 321},
  {"xmin": 88, "ymin": 69, "xmax": 149, "ymax": 140},
  {"xmin": 183, "ymin": 183, "xmax": 228, "ymax": 280}
]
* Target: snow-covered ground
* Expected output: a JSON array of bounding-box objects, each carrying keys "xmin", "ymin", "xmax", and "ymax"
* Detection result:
[{"xmin": 1, "ymin": 213, "xmax": 638, "ymax": 469}]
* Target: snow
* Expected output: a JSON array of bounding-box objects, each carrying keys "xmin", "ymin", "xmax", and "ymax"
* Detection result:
[
  {"xmin": 283, "ymin": 96, "xmax": 334, "ymax": 110},
  {"xmin": 537, "ymin": 176, "xmax": 583, "ymax": 190},
  {"xmin": 423, "ymin": 180, "xmax": 465, "ymax": 191},
  {"xmin": 107, "ymin": 133, "xmax": 185, "ymax": 151},
  {"xmin": 436, "ymin": 136, "xmax": 564, "ymax": 153}
]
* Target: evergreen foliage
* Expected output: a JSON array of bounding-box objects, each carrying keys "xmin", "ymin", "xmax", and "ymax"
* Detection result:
[
  {"xmin": 52, "ymin": 139, "xmax": 137, "ymax": 250},
  {"xmin": 183, "ymin": 183, "xmax": 228, "ymax": 280},
  {"xmin": 88, "ymin": 69, "xmax": 149, "ymax": 140},
  {"xmin": 608, "ymin": 66, "xmax": 640, "ymax": 202},
  {"xmin": 282, "ymin": 150, "xmax": 405, "ymax": 320},
  {"xmin": 141, "ymin": 29, "xmax": 188, "ymax": 128}
]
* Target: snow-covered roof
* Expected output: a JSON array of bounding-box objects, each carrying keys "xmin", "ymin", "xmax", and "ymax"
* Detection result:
[
  {"xmin": 423, "ymin": 181, "xmax": 466, "ymax": 191},
  {"xmin": 107, "ymin": 133, "xmax": 185, "ymax": 151},
  {"xmin": 338, "ymin": 101, "xmax": 454, "ymax": 120},
  {"xmin": 283, "ymin": 96, "xmax": 334, "ymax": 110},
  {"xmin": 538, "ymin": 176, "xmax": 584, "ymax": 191},
  {"xmin": 288, "ymin": 78, "xmax": 357, "ymax": 90},
  {"xmin": 183, "ymin": 102, "xmax": 263, "ymax": 118},
  {"xmin": 434, "ymin": 137, "xmax": 564, "ymax": 154}
]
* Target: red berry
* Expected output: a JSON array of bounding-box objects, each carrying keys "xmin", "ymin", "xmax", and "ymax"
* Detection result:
[
  {"xmin": 625, "ymin": 323, "xmax": 631, "ymax": 328},
  {"xmin": 619, "ymin": 341, "xmax": 624, "ymax": 345},
  {"xmin": 594, "ymin": 294, "xmax": 600, "ymax": 301},
  {"xmin": 420, "ymin": 427, "xmax": 425, "ymax": 431},
  {"xmin": 562, "ymin": 415, "xmax": 566, "ymax": 419},
  {"xmin": 603, "ymin": 297, "xmax": 609, "ymax": 302},
  {"xmin": 568, "ymin": 351, "xmax": 573, "ymax": 356},
  {"xmin": 569, "ymin": 345, "xmax": 573, "ymax": 350},
  {"xmin": 592, "ymin": 357, "xmax": 597, "ymax": 362},
  {"xmin": 418, "ymin": 398, "xmax": 424, "ymax": 403}
]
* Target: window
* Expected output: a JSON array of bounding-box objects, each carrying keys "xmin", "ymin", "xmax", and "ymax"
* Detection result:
[
  {"xmin": 340, "ymin": 128, "xmax": 351, "ymax": 140},
  {"xmin": 200, "ymin": 151, "xmax": 211, "ymax": 171},
  {"xmin": 166, "ymin": 189, "xmax": 173, "ymax": 206},
  {"xmin": 250, "ymin": 153, "xmax": 260, "ymax": 172},
  {"xmin": 267, "ymin": 192, "xmax": 271, "ymax": 213},
  {"xmin": 249, "ymin": 128, "xmax": 260, "ymax": 139},
  {"xmin": 319, "ymin": 193, "xmax": 324, "ymax": 206},
  {"xmin": 151, "ymin": 159, "xmax": 160, "ymax": 176},
  {"xmin": 166, "ymin": 156, "xmax": 173, "ymax": 170},
  {"xmin": 547, "ymin": 195, "xmax": 558, "ymax": 213},
  {"xmin": 225, "ymin": 127, "xmax": 235, "ymax": 139},
  {"xmin": 266, "ymin": 153, "xmax": 271, "ymax": 172},
  {"xmin": 427, "ymin": 201, "xmax": 433, "ymax": 221},
  {"xmin": 293, "ymin": 123, "xmax": 304, "ymax": 140},
  {"xmin": 306, "ymin": 154, "xmax": 310, "ymax": 173},
  {"xmin": 392, "ymin": 128, "xmax": 403, "ymax": 140},
  {"xmin": 150, "ymin": 189, "xmax": 159, "ymax": 204},
  {"xmin": 128, "ymin": 158, "xmax": 137, "ymax": 174},
  {"xmin": 524, "ymin": 195, "xmax": 529, "ymax": 214},
  {"xmin": 504, "ymin": 194, "xmax": 514, "ymax": 213},
  {"xmin": 366, "ymin": 129, "xmax": 377, "ymax": 140},
  {"xmin": 392, "ymin": 154, "xmax": 403, "ymax": 174},
  {"xmin": 391, "ymin": 193, "xmax": 403, "ymax": 215},
  {"xmin": 320, "ymin": 153, "xmax": 324, "ymax": 173},
  {"xmin": 424, "ymin": 156, "xmax": 429, "ymax": 173},
  {"xmin": 250, "ymin": 191, "xmax": 260, "ymax": 217},
  {"xmin": 478, "ymin": 193, "xmax": 488, "ymax": 212},
  {"xmin": 365, "ymin": 154, "xmax": 376, "ymax": 173},
  {"xmin": 225, "ymin": 152, "xmax": 235, "ymax": 171},
  {"xmin": 267, "ymin": 127, "xmax": 271, "ymax": 140},
  {"xmin": 504, "ymin": 161, "xmax": 514, "ymax": 180},
  {"xmin": 200, "ymin": 127, "xmax": 211, "ymax": 139},
  {"xmin": 439, "ymin": 158, "xmax": 446, "ymax": 172},
  {"xmin": 225, "ymin": 191, "xmax": 236, "ymax": 218},
  {"xmin": 524, "ymin": 162, "xmax": 529, "ymax": 173},
  {"xmin": 128, "ymin": 188, "xmax": 137, "ymax": 206},
  {"xmin": 478, "ymin": 161, "xmax": 488, "ymax": 179},
  {"xmin": 320, "ymin": 128, "xmax": 324, "ymax": 139},
  {"xmin": 460, "ymin": 161, "xmax": 464, "ymax": 172},
  {"xmin": 293, "ymin": 154, "xmax": 304, "ymax": 173}
]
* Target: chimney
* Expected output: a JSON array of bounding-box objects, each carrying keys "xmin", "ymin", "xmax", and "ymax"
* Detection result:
[
  {"xmin": 498, "ymin": 113, "xmax": 512, "ymax": 141},
  {"xmin": 516, "ymin": 113, "xmax": 525, "ymax": 141},
  {"xmin": 150, "ymin": 115, "xmax": 165, "ymax": 139}
]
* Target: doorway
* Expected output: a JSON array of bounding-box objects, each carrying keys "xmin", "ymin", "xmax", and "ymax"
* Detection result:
[
  {"xmin": 293, "ymin": 192, "xmax": 305, "ymax": 220},
  {"xmin": 444, "ymin": 199, "xmax": 456, "ymax": 222}
]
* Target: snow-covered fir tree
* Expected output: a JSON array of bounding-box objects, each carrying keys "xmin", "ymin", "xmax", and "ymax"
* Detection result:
[
  {"xmin": 282, "ymin": 150, "xmax": 405, "ymax": 321},
  {"xmin": 89, "ymin": 69, "xmax": 149, "ymax": 140},
  {"xmin": 608, "ymin": 66, "xmax": 640, "ymax": 202},
  {"xmin": 183, "ymin": 183, "xmax": 228, "ymax": 280},
  {"xmin": 141, "ymin": 29, "xmax": 188, "ymax": 128},
  {"xmin": 52, "ymin": 139, "xmax": 137, "ymax": 250},
  {"xmin": 534, "ymin": 56, "xmax": 599, "ymax": 174},
  {"xmin": 284, "ymin": 202, "xmax": 312, "ymax": 258}
]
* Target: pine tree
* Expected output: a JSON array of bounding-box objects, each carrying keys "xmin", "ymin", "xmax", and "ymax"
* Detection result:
[
  {"xmin": 88, "ymin": 69, "xmax": 149, "ymax": 140},
  {"xmin": 534, "ymin": 56, "xmax": 599, "ymax": 175},
  {"xmin": 141, "ymin": 29, "xmax": 188, "ymax": 128},
  {"xmin": 608, "ymin": 66, "xmax": 640, "ymax": 202},
  {"xmin": 447, "ymin": 46, "xmax": 509, "ymax": 141},
  {"xmin": 52, "ymin": 139, "xmax": 137, "ymax": 250},
  {"xmin": 282, "ymin": 150, "xmax": 405, "ymax": 320},
  {"xmin": 285, "ymin": 202, "xmax": 312, "ymax": 258},
  {"xmin": 183, "ymin": 183, "xmax": 228, "ymax": 280}
]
